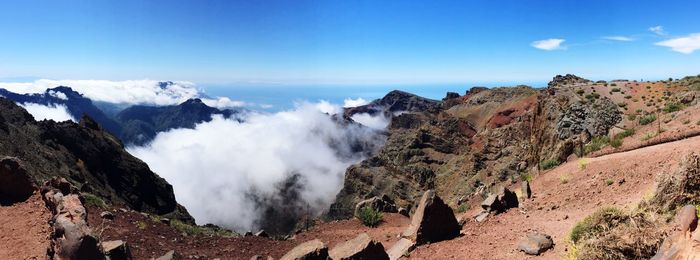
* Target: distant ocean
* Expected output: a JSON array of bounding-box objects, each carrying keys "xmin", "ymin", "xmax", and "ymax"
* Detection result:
[{"xmin": 201, "ymin": 82, "xmax": 545, "ymax": 111}]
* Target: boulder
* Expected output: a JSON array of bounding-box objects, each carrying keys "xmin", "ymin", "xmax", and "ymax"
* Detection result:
[
  {"xmin": 401, "ymin": 190, "xmax": 460, "ymax": 245},
  {"xmin": 102, "ymin": 240, "xmax": 133, "ymax": 260},
  {"xmin": 160, "ymin": 218, "xmax": 171, "ymax": 225},
  {"xmin": 517, "ymin": 232, "xmax": 554, "ymax": 255},
  {"xmin": 255, "ymin": 230, "xmax": 269, "ymax": 238},
  {"xmin": 0, "ymin": 157, "xmax": 35, "ymax": 205},
  {"xmin": 521, "ymin": 181, "xmax": 532, "ymax": 199},
  {"xmin": 250, "ymin": 256, "xmax": 273, "ymax": 260},
  {"xmin": 329, "ymin": 233, "xmax": 388, "ymax": 260},
  {"xmin": 155, "ymin": 250, "xmax": 180, "ymax": 260},
  {"xmin": 386, "ymin": 238, "xmax": 415, "ymax": 260},
  {"xmin": 280, "ymin": 239, "xmax": 329, "ymax": 260},
  {"xmin": 101, "ymin": 211, "xmax": 115, "ymax": 220},
  {"xmin": 474, "ymin": 211, "xmax": 489, "ymax": 222},
  {"xmin": 481, "ymin": 187, "xmax": 518, "ymax": 213},
  {"xmin": 652, "ymin": 205, "xmax": 700, "ymax": 260},
  {"xmin": 354, "ymin": 195, "xmax": 398, "ymax": 217},
  {"xmin": 397, "ymin": 207, "xmax": 409, "ymax": 217}
]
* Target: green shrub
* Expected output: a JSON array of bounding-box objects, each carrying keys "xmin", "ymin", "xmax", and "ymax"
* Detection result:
[
  {"xmin": 82, "ymin": 193, "xmax": 108, "ymax": 209},
  {"xmin": 584, "ymin": 136, "xmax": 610, "ymax": 155},
  {"xmin": 570, "ymin": 207, "xmax": 626, "ymax": 243},
  {"xmin": 576, "ymin": 89, "xmax": 585, "ymax": 95},
  {"xmin": 357, "ymin": 206, "xmax": 383, "ymax": 227},
  {"xmin": 614, "ymin": 129, "xmax": 635, "ymax": 139},
  {"xmin": 611, "ymin": 88, "xmax": 621, "ymax": 92},
  {"xmin": 170, "ymin": 219, "xmax": 237, "ymax": 237},
  {"xmin": 639, "ymin": 114, "xmax": 656, "ymax": 125},
  {"xmin": 456, "ymin": 204, "xmax": 469, "ymax": 213},
  {"xmin": 641, "ymin": 132, "xmax": 655, "ymax": 141},
  {"xmin": 541, "ymin": 159, "xmax": 560, "ymax": 170},
  {"xmin": 624, "ymin": 95, "xmax": 632, "ymax": 99},
  {"xmin": 662, "ymin": 102, "xmax": 685, "ymax": 113},
  {"xmin": 610, "ymin": 138, "xmax": 623, "ymax": 148},
  {"xmin": 627, "ymin": 114, "xmax": 636, "ymax": 121},
  {"xmin": 606, "ymin": 179, "xmax": 614, "ymax": 186},
  {"xmin": 520, "ymin": 172, "xmax": 533, "ymax": 182},
  {"xmin": 560, "ymin": 174, "xmax": 570, "ymax": 184}
]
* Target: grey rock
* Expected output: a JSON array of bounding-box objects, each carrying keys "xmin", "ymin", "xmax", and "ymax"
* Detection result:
[
  {"xmin": 280, "ymin": 239, "xmax": 329, "ymax": 260},
  {"xmin": 521, "ymin": 181, "xmax": 532, "ymax": 199},
  {"xmin": 102, "ymin": 240, "xmax": 133, "ymax": 260},
  {"xmin": 329, "ymin": 233, "xmax": 388, "ymax": 260},
  {"xmin": 100, "ymin": 211, "xmax": 115, "ymax": 220},
  {"xmin": 401, "ymin": 190, "xmax": 460, "ymax": 245},
  {"xmin": 517, "ymin": 232, "xmax": 554, "ymax": 255},
  {"xmin": 155, "ymin": 250, "xmax": 180, "ymax": 260}
]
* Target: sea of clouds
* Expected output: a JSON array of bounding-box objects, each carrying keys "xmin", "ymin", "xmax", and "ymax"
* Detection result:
[
  {"xmin": 0, "ymin": 79, "xmax": 244, "ymax": 108},
  {"xmin": 128, "ymin": 101, "xmax": 388, "ymax": 232},
  {"xmin": 1, "ymin": 79, "xmax": 390, "ymax": 233}
]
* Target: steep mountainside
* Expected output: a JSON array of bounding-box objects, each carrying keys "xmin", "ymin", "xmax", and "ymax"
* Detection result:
[
  {"xmin": 116, "ymin": 98, "xmax": 240, "ymax": 145},
  {"xmin": 329, "ymin": 76, "xmax": 629, "ymax": 218},
  {"xmin": 0, "ymin": 97, "xmax": 192, "ymax": 221},
  {"xmin": 0, "ymin": 86, "xmax": 123, "ymax": 136}
]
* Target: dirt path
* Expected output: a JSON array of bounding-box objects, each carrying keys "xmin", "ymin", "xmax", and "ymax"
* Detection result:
[
  {"xmin": 0, "ymin": 193, "xmax": 52, "ymax": 260},
  {"xmin": 407, "ymin": 135, "xmax": 700, "ymax": 259}
]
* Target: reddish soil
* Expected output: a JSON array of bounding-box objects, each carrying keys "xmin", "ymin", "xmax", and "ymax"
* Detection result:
[{"xmin": 0, "ymin": 192, "xmax": 52, "ymax": 260}]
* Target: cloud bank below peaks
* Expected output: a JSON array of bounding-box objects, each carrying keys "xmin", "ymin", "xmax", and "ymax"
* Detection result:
[
  {"xmin": 0, "ymin": 79, "xmax": 245, "ymax": 108},
  {"xmin": 19, "ymin": 103, "xmax": 76, "ymax": 122},
  {"xmin": 128, "ymin": 100, "xmax": 388, "ymax": 233}
]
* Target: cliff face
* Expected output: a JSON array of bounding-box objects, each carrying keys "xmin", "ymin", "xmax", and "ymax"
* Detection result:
[
  {"xmin": 329, "ymin": 76, "xmax": 622, "ymax": 219},
  {"xmin": 0, "ymin": 98, "xmax": 192, "ymax": 221}
]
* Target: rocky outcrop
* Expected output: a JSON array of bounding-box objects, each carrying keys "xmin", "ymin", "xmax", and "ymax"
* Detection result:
[
  {"xmin": 547, "ymin": 74, "xmax": 592, "ymax": 88},
  {"xmin": 518, "ymin": 232, "xmax": 554, "ymax": 255},
  {"xmin": 329, "ymin": 233, "xmax": 389, "ymax": 260},
  {"xmin": 521, "ymin": 181, "xmax": 532, "ymax": 199},
  {"xmin": 401, "ymin": 190, "xmax": 460, "ymax": 245},
  {"xmin": 557, "ymin": 99, "xmax": 622, "ymax": 139},
  {"xmin": 0, "ymin": 157, "xmax": 35, "ymax": 205},
  {"xmin": 652, "ymin": 205, "xmax": 700, "ymax": 259},
  {"xmin": 42, "ymin": 177, "xmax": 104, "ymax": 260},
  {"xmin": 387, "ymin": 238, "xmax": 415, "ymax": 260},
  {"xmin": 481, "ymin": 187, "xmax": 519, "ymax": 213},
  {"xmin": 344, "ymin": 90, "xmax": 440, "ymax": 117},
  {"xmin": 280, "ymin": 239, "xmax": 329, "ymax": 260},
  {"xmin": 354, "ymin": 195, "xmax": 398, "ymax": 217}
]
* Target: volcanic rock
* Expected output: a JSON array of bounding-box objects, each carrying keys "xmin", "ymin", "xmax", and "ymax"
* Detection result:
[
  {"xmin": 102, "ymin": 240, "xmax": 133, "ymax": 260},
  {"xmin": 0, "ymin": 157, "xmax": 35, "ymax": 205},
  {"xmin": 155, "ymin": 250, "xmax": 181, "ymax": 260},
  {"xmin": 354, "ymin": 195, "xmax": 398, "ymax": 217},
  {"xmin": 280, "ymin": 239, "xmax": 329, "ymax": 260},
  {"xmin": 329, "ymin": 233, "xmax": 388, "ymax": 260},
  {"xmin": 481, "ymin": 187, "xmax": 519, "ymax": 213},
  {"xmin": 386, "ymin": 238, "xmax": 415, "ymax": 260},
  {"xmin": 521, "ymin": 181, "xmax": 532, "ymax": 199},
  {"xmin": 100, "ymin": 211, "xmax": 115, "ymax": 220},
  {"xmin": 517, "ymin": 232, "xmax": 554, "ymax": 255},
  {"xmin": 401, "ymin": 190, "xmax": 460, "ymax": 245},
  {"xmin": 652, "ymin": 205, "xmax": 700, "ymax": 260}
]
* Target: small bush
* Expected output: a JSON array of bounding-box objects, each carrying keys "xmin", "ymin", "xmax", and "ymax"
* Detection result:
[
  {"xmin": 82, "ymin": 193, "xmax": 108, "ymax": 209},
  {"xmin": 520, "ymin": 172, "xmax": 533, "ymax": 182},
  {"xmin": 541, "ymin": 159, "xmax": 560, "ymax": 170},
  {"xmin": 570, "ymin": 207, "xmax": 626, "ymax": 243},
  {"xmin": 611, "ymin": 88, "xmax": 621, "ymax": 92},
  {"xmin": 578, "ymin": 159, "xmax": 589, "ymax": 170},
  {"xmin": 641, "ymin": 132, "xmax": 655, "ymax": 141},
  {"xmin": 576, "ymin": 89, "xmax": 585, "ymax": 95},
  {"xmin": 357, "ymin": 206, "xmax": 383, "ymax": 227},
  {"xmin": 627, "ymin": 114, "xmax": 636, "ymax": 121},
  {"xmin": 639, "ymin": 114, "xmax": 656, "ymax": 125},
  {"xmin": 624, "ymin": 95, "xmax": 632, "ymax": 99},
  {"xmin": 606, "ymin": 179, "xmax": 614, "ymax": 186},
  {"xmin": 456, "ymin": 204, "xmax": 469, "ymax": 213},
  {"xmin": 170, "ymin": 219, "xmax": 237, "ymax": 237},
  {"xmin": 662, "ymin": 102, "xmax": 685, "ymax": 113},
  {"xmin": 614, "ymin": 129, "xmax": 635, "ymax": 139},
  {"xmin": 560, "ymin": 174, "xmax": 570, "ymax": 184},
  {"xmin": 584, "ymin": 136, "xmax": 610, "ymax": 155},
  {"xmin": 610, "ymin": 138, "xmax": 623, "ymax": 148}
]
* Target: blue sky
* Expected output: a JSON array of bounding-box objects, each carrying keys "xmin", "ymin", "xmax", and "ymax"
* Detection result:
[{"xmin": 0, "ymin": 0, "xmax": 699, "ymax": 86}]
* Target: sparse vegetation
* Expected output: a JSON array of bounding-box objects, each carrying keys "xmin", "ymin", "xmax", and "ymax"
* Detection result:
[
  {"xmin": 520, "ymin": 172, "xmax": 533, "ymax": 182},
  {"xmin": 641, "ymin": 132, "xmax": 656, "ymax": 141},
  {"xmin": 541, "ymin": 159, "xmax": 560, "ymax": 170},
  {"xmin": 82, "ymin": 193, "xmax": 108, "ymax": 209},
  {"xmin": 357, "ymin": 206, "xmax": 383, "ymax": 227},
  {"xmin": 610, "ymin": 138, "xmax": 623, "ymax": 148},
  {"xmin": 639, "ymin": 114, "xmax": 656, "ymax": 125},
  {"xmin": 606, "ymin": 179, "xmax": 614, "ymax": 186},
  {"xmin": 456, "ymin": 204, "xmax": 469, "ymax": 213},
  {"xmin": 584, "ymin": 136, "xmax": 610, "ymax": 155},
  {"xmin": 136, "ymin": 221, "xmax": 147, "ymax": 230},
  {"xmin": 560, "ymin": 174, "xmax": 570, "ymax": 184},
  {"xmin": 614, "ymin": 129, "xmax": 635, "ymax": 139},
  {"xmin": 170, "ymin": 219, "xmax": 237, "ymax": 237},
  {"xmin": 578, "ymin": 159, "xmax": 589, "ymax": 170},
  {"xmin": 569, "ymin": 207, "xmax": 626, "ymax": 243},
  {"xmin": 662, "ymin": 102, "xmax": 685, "ymax": 113},
  {"xmin": 611, "ymin": 88, "xmax": 621, "ymax": 92}
]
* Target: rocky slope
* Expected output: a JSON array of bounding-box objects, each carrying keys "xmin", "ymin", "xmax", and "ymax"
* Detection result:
[{"xmin": 0, "ymin": 97, "xmax": 191, "ymax": 221}]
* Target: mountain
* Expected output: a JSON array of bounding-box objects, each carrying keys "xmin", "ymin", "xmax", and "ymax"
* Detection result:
[
  {"xmin": 116, "ymin": 98, "xmax": 241, "ymax": 145},
  {"xmin": 0, "ymin": 86, "xmax": 242, "ymax": 146},
  {"xmin": 0, "ymin": 97, "xmax": 192, "ymax": 221},
  {"xmin": 344, "ymin": 90, "xmax": 441, "ymax": 117},
  {"xmin": 0, "ymin": 86, "xmax": 123, "ymax": 136}
]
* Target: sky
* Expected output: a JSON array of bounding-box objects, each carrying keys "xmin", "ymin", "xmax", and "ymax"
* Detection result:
[{"xmin": 0, "ymin": 0, "xmax": 699, "ymax": 86}]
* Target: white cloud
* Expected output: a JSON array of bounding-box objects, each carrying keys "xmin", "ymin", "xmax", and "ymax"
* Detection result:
[
  {"xmin": 314, "ymin": 100, "xmax": 342, "ymax": 115},
  {"xmin": 20, "ymin": 103, "xmax": 76, "ymax": 122},
  {"xmin": 0, "ymin": 79, "xmax": 244, "ymax": 107},
  {"xmin": 649, "ymin": 25, "xmax": 666, "ymax": 35},
  {"xmin": 201, "ymin": 97, "xmax": 246, "ymax": 109},
  {"xmin": 531, "ymin": 38, "xmax": 566, "ymax": 51},
  {"xmin": 128, "ymin": 101, "xmax": 387, "ymax": 232},
  {"xmin": 351, "ymin": 112, "xmax": 390, "ymax": 130},
  {"xmin": 343, "ymin": 97, "xmax": 369, "ymax": 108},
  {"xmin": 47, "ymin": 90, "xmax": 68, "ymax": 100},
  {"xmin": 603, "ymin": 36, "xmax": 634, "ymax": 42},
  {"xmin": 656, "ymin": 33, "xmax": 700, "ymax": 54},
  {"xmin": 259, "ymin": 104, "xmax": 274, "ymax": 109}
]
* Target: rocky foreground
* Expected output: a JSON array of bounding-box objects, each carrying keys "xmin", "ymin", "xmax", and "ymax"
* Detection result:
[{"xmin": 2, "ymin": 74, "xmax": 700, "ymax": 259}]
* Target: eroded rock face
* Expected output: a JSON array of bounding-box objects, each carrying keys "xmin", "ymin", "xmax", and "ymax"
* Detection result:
[
  {"xmin": 652, "ymin": 205, "xmax": 700, "ymax": 260},
  {"xmin": 518, "ymin": 232, "xmax": 554, "ymax": 255},
  {"xmin": 0, "ymin": 157, "xmax": 35, "ymax": 205},
  {"xmin": 481, "ymin": 187, "xmax": 519, "ymax": 213},
  {"xmin": 354, "ymin": 195, "xmax": 398, "ymax": 217},
  {"xmin": 557, "ymin": 100, "xmax": 622, "ymax": 139},
  {"xmin": 401, "ymin": 190, "xmax": 460, "ymax": 245},
  {"xmin": 280, "ymin": 239, "xmax": 329, "ymax": 260},
  {"xmin": 547, "ymin": 74, "xmax": 592, "ymax": 88},
  {"xmin": 329, "ymin": 233, "xmax": 388, "ymax": 260}
]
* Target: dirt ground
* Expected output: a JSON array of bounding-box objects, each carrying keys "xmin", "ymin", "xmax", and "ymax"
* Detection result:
[{"xmin": 0, "ymin": 192, "xmax": 52, "ymax": 260}]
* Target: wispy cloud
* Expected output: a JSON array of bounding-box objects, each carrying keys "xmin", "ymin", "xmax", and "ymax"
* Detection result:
[
  {"xmin": 655, "ymin": 33, "xmax": 700, "ymax": 54},
  {"xmin": 649, "ymin": 25, "xmax": 666, "ymax": 35},
  {"xmin": 19, "ymin": 103, "xmax": 76, "ymax": 122},
  {"xmin": 531, "ymin": 38, "xmax": 566, "ymax": 51},
  {"xmin": 602, "ymin": 36, "xmax": 634, "ymax": 42}
]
